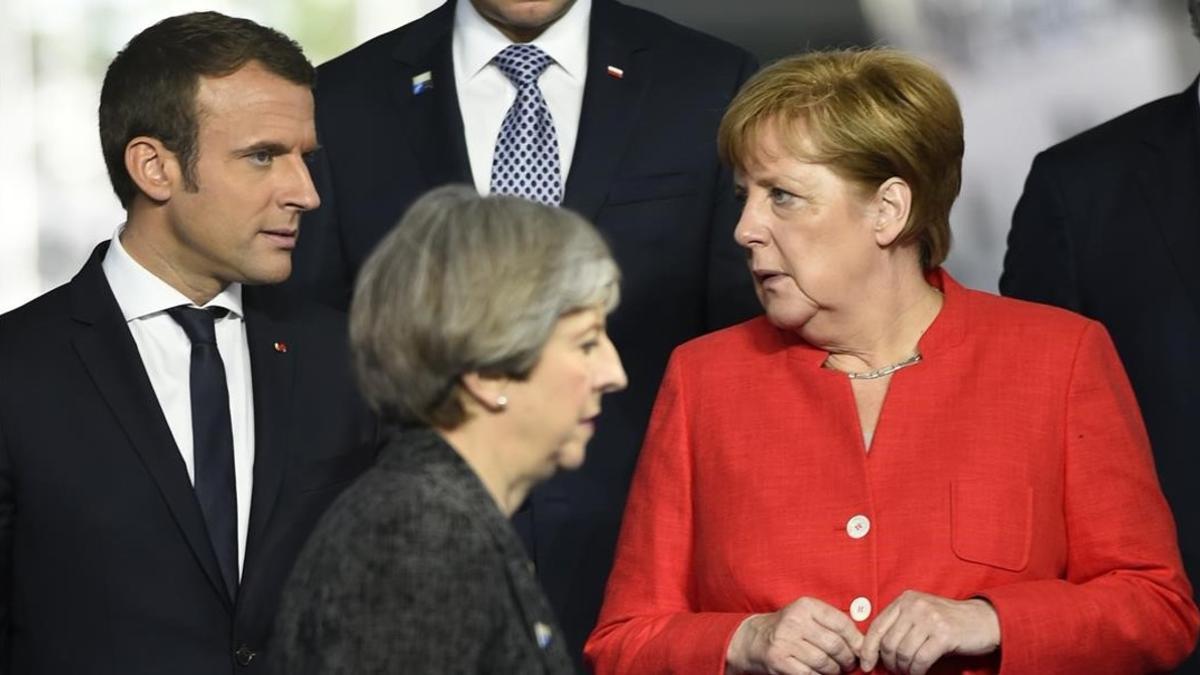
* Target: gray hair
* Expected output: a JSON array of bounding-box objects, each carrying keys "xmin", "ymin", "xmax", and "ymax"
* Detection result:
[{"xmin": 349, "ymin": 185, "xmax": 620, "ymax": 428}]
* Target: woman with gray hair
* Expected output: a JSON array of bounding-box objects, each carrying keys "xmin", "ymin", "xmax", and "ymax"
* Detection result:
[{"xmin": 271, "ymin": 185, "xmax": 627, "ymax": 674}]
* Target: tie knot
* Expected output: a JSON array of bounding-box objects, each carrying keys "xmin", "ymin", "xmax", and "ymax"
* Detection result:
[
  {"xmin": 493, "ymin": 44, "xmax": 554, "ymax": 87},
  {"xmin": 167, "ymin": 306, "xmax": 228, "ymax": 345}
]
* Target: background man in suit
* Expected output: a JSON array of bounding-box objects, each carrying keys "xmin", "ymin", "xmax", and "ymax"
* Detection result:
[
  {"xmin": 0, "ymin": 12, "xmax": 376, "ymax": 674},
  {"xmin": 288, "ymin": 0, "xmax": 760, "ymax": 665},
  {"xmin": 1001, "ymin": 2, "xmax": 1200, "ymax": 670}
]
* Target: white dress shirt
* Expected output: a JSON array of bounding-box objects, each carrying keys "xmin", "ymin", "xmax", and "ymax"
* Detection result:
[
  {"xmin": 102, "ymin": 228, "xmax": 255, "ymax": 577},
  {"xmin": 453, "ymin": 0, "xmax": 591, "ymax": 194}
]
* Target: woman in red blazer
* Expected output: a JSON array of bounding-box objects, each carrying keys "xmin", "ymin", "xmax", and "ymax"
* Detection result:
[{"xmin": 585, "ymin": 49, "xmax": 1199, "ymax": 675}]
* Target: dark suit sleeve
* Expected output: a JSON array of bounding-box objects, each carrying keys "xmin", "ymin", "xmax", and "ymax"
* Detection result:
[
  {"xmin": 999, "ymin": 152, "xmax": 1082, "ymax": 311},
  {"xmin": 271, "ymin": 494, "xmax": 502, "ymax": 674},
  {"xmin": 287, "ymin": 148, "xmax": 355, "ymax": 311},
  {"xmin": 0, "ymin": 403, "xmax": 11, "ymax": 660},
  {"xmin": 703, "ymin": 51, "xmax": 761, "ymax": 331}
]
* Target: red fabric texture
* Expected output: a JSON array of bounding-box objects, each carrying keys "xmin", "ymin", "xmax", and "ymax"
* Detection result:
[{"xmin": 585, "ymin": 270, "xmax": 1198, "ymax": 674}]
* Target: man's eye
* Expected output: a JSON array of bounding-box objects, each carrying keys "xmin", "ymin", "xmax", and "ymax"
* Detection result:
[
  {"xmin": 249, "ymin": 151, "xmax": 274, "ymax": 166},
  {"xmin": 581, "ymin": 340, "xmax": 600, "ymax": 355},
  {"xmin": 733, "ymin": 187, "xmax": 747, "ymax": 203}
]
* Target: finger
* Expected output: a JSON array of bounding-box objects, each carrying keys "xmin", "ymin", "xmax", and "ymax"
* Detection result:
[
  {"xmin": 878, "ymin": 618, "xmax": 914, "ymax": 675},
  {"xmin": 781, "ymin": 655, "xmax": 817, "ymax": 675},
  {"xmin": 909, "ymin": 634, "xmax": 950, "ymax": 675},
  {"xmin": 803, "ymin": 629, "xmax": 858, "ymax": 673},
  {"xmin": 793, "ymin": 640, "xmax": 844, "ymax": 675},
  {"xmin": 895, "ymin": 624, "xmax": 930, "ymax": 674},
  {"xmin": 810, "ymin": 603, "xmax": 865, "ymax": 653},
  {"xmin": 859, "ymin": 604, "xmax": 901, "ymax": 671}
]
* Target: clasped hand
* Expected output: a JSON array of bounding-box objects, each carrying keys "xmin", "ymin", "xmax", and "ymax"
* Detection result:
[{"xmin": 725, "ymin": 591, "xmax": 1000, "ymax": 675}]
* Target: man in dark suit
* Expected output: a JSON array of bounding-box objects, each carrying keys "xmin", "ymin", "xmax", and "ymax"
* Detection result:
[
  {"xmin": 288, "ymin": 0, "xmax": 759, "ymax": 665},
  {"xmin": 0, "ymin": 13, "xmax": 376, "ymax": 674},
  {"xmin": 1001, "ymin": 3, "xmax": 1200, "ymax": 670}
]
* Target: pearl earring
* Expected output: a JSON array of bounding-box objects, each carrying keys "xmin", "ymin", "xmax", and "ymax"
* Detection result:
[{"xmin": 495, "ymin": 395, "xmax": 508, "ymax": 410}]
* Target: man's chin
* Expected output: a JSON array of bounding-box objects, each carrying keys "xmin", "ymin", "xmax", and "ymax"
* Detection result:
[{"xmin": 240, "ymin": 260, "xmax": 293, "ymax": 286}]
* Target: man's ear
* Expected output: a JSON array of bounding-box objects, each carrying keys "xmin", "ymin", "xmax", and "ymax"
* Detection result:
[
  {"xmin": 460, "ymin": 371, "xmax": 511, "ymax": 413},
  {"xmin": 872, "ymin": 177, "xmax": 912, "ymax": 248},
  {"xmin": 124, "ymin": 136, "xmax": 178, "ymax": 203}
]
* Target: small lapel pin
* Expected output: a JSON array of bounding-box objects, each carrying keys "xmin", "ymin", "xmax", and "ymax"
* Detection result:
[
  {"xmin": 412, "ymin": 71, "xmax": 433, "ymax": 95},
  {"xmin": 606, "ymin": 65, "xmax": 624, "ymax": 79},
  {"xmin": 273, "ymin": 341, "xmax": 288, "ymax": 353},
  {"xmin": 533, "ymin": 621, "xmax": 553, "ymax": 649}
]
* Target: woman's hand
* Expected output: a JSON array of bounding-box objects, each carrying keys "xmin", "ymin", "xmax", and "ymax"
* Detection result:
[
  {"xmin": 858, "ymin": 591, "xmax": 1000, "ymax": 675},
  {"xmin": 726, "ymin": 597, "xmax": 864, "ymax": 674}
]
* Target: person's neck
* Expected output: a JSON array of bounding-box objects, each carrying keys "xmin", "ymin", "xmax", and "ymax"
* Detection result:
[
  {"xmin": 122, "ymin": 207, "xmax": 225, "ymax": 306},
  {"xmin": 495, "ymin": 25, "xmax": 546, "ymax": 43},
  {"xmin": 437, "ymin": 423, "xmax": 534, "ymax": 517},
  {"xmin": 812, "ymin": 264, "xmax": 943, "ymax": 374}
]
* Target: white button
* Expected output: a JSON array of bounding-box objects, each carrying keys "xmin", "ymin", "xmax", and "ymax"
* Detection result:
[
  {"xmin": 850, "ymin": 596, "xmax": 872, "ymax": 622},
  {"xmin": 846, "ymin": 515, "xmax": 871, "ymax": 539}
]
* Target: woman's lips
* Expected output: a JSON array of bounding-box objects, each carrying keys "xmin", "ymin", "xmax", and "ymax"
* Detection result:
[{"xmin": 753, "ymin": 269, "xmax": 787, "ymax": 288}]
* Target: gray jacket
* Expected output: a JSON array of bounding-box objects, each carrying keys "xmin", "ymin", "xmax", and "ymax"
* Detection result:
[{"xmin": 271, "ymin": 428, "xmax": 575, "ymax": 674}]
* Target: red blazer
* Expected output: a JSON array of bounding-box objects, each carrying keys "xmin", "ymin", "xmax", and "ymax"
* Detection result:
[{"xmin": 585, "ymin": 271, "xmax": 1198, "ymax": 674}]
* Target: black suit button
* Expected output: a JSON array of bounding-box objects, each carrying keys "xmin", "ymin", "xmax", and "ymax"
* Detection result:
[{"xmin": 234, "ymin": 644, "xmax": 256, "ymax": 667}]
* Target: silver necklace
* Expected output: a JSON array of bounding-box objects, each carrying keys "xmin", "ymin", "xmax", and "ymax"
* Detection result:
[{"xmin": 826, "ymin": 352, "xmax": 923, "ymax": 380}]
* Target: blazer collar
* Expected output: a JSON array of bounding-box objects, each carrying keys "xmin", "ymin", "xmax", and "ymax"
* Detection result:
[
  {"xmin": 391, "ymin": 1, "xmax": 473, "ymax": 190},
  {"xmin": 562, "ymin": 0, "xmax": 652, "ymax": 220},
  {"xmin": 1134, "ymin": 76, "xmax": 1200, "ymax": 318},
  {"xmin": 395, "ymin": 429, "xmax": 574, "ymax": 667},
  {"xmin": 69, "ymin": 242, "xmax": 235, "ymax": 612},
  {"xmin": 785, "ymin": 267, "xmax": 969, "ymax": 372},
  {"xmin": 239, "ymin": 286, "xmax": 296, "ymax": 585}
]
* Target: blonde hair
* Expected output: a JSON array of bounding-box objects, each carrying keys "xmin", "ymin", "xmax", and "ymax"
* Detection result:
[{"xmin": 719, "ymin": 49, "xmax": 963, "ymax": 268}]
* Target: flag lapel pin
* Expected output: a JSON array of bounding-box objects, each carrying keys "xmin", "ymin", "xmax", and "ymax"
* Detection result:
[
  {"xmin": 606, "ymin": 65, "xmax": 624, "ymax": 79},
  {"xmin": 412, "ymin": 71, "xmax": 433, "ymax": 95},
  {"xmin": 533, "ymin": 621, "xmax": 553, "ymax": 649}
]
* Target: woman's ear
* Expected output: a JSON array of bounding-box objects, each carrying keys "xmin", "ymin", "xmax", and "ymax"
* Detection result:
[
  {"xmin": 460, "ymin": 372, "xmax": 511, "ymax": 413},
  {"xmin": 124, "ymin": 136, "xmax": 177, "ymax": 203},
  {"xmin": 873, "ymin": 177, "xmax": 912, "ymax": 248}
]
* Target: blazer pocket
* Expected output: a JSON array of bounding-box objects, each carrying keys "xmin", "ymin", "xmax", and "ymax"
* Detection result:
[
  {"xmin": 604, "ymin": 172, "xmax": 699, "ymax": 206},
  {"xmin": 950, "ymin": 478, "xmax": 1033, "ymax": 572},
  {"xmin": 292, "ymin": 445, "xmax": 377, "ymax": 494}
]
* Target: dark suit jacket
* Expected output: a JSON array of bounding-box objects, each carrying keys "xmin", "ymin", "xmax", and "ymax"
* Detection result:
[
  {"xmin": 272, "ymin": 428, "xmax": 575, "ymax": 674},
  {"xmin": 0, "ymin": 243, "xmax": 377, "ymax": 674},
  {"xmin": 1001, "ymin": 78, "xmax": 1200, "ymax": 672},
  {"xmin": 288, "ymin": 0, "xmax": 760, "ymax": 664}
]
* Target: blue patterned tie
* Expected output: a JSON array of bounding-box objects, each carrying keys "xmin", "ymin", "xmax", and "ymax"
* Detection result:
[
  {"xmin": 167, "ymin": 305, "xmax": 239, "ymax": 602},
  {"xmin": 489, "ymin": 44, "xmax": 563, "ymax": 206}
]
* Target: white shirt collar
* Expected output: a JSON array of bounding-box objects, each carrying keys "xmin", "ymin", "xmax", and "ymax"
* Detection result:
[
  {"xmin": 454, "ymin": 0, "xmax": 591, "ymax": 82},
  {"xmin": 102, "ymin": 225, "xmax": 244, "ymax": 321}
]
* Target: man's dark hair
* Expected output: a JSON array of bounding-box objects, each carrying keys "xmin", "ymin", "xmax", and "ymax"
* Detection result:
[{"xmin": 98, "ymin": 11, "xmax": 315, "ymax": 208}]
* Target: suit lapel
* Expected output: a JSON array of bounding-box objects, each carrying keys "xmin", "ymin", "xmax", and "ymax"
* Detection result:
[
  {"xmin": 562, "ymin": 0, "xmax": 651, "ymax": 221},
  {"xmin": 1135, "ymin": 78, "xmax": 1200, "ymax": 318},
  {"xmin": 459, "ymin": 465, "xmax": 572, "ymax": 668},
  {"xmin": 393, "ymin": 2, "xmax": 473, "ymax": 190},
  {"xmin": 69, "ymin": 244, "xmax": 232, "ymax": 610},
  {"xmin": 241, "ymin": 289, "xmax": 296, "ymax": 580}
]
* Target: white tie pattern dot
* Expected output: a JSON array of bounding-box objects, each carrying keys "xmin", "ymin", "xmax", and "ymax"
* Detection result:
[{"xmin": 489, "ymin": 44, "xmax": 563, "ymax": 206}]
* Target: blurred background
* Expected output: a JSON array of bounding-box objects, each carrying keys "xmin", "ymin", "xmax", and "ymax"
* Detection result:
[{"xmin": 1, "ymin": 0, "xmax": 1197, "ymax": 313}]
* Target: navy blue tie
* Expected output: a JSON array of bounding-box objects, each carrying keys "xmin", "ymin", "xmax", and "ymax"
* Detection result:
[
  {"xmin": 489, "ymin": 43, "xmax": 563, "ymax": 205},
  {"xmin": 167, "ymin": 306, "xmax": 238, "ymax": 602}
]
